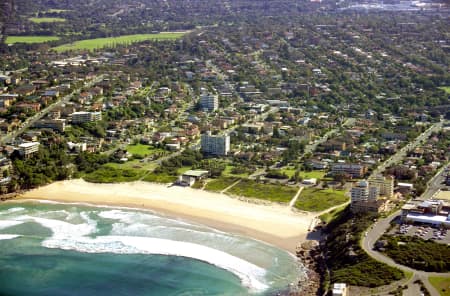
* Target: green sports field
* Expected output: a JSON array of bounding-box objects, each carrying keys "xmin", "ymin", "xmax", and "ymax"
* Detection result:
[
  {"xmin": 53, "ymin": 33, "xmax": 186, "ymax": 52},
  {"xmin": 29, "ymin": 17, "xmax": 66, "ymax": 23},
  {"xmin": 5, "ymin": 36, "xmax": 60, "ymax": 44}
]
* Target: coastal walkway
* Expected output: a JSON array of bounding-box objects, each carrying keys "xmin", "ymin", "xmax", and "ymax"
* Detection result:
[
  {"xmin": 220, "ymin": 179, "xmax": 242, "ymax": 194},
  {"xmin": 289, "ymin": 187, "xmax": 303, "ymax": 208}
]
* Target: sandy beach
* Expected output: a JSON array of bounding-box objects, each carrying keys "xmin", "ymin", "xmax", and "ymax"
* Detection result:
[{"xmin": 16, "ymin": 179, "xmax": 314, "ymax": 253}]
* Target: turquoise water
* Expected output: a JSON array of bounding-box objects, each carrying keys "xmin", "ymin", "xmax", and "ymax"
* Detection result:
[{"xmin": 0, "ymin": 202, "xmax": 305, "ymax": 295}]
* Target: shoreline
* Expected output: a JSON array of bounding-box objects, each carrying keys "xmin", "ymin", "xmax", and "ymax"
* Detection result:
[{"xmin": 13, "ymin": 179, "xmax": 315, "ymax": 254}]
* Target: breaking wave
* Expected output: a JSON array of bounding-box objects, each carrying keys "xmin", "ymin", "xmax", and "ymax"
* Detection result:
[{"xmin": 7, "ymin": 212, "xmax": 269, "ymax": 292}]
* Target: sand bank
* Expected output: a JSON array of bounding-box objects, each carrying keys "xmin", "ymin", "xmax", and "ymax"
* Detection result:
[{"xmin": 17, "ymin": 179, "xmax": 315, "ymax": 253}]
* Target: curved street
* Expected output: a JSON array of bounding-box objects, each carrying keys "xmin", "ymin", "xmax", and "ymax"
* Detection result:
[{"xmin": 361, "ymin": 210, "xmax": 450, "ymax": 296}]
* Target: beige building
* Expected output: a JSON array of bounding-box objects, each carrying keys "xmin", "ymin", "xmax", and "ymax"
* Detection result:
[
  {"xmin": 368, "ymin": 175, "xmax": 394, "ymax": 198},
  {"xmin": 351, "ymin": 181, "xmax": 378, "ymax": 202},
  {"xmin": 331, "ymin": 163, "xmax": 366, "ymax": 178},
  {"xmin": 351, "ymin": 181, "xmax": 383, "ymax": 213}
]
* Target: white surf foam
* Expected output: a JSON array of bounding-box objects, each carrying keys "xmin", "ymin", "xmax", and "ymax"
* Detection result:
[
  {"xmin": 44, "ymin": 235, "xmax": 268, "ymax": 292},
  {"xmin": 0, "ymin": 234, "xmax": 21, "ymax": 240},
  {"xmin": 14, "ymin": 214, "xmax": 97, "ymax": 239},
  {"xmin": 23, "ymin": 213, "xmax": 268, "ymax": 292},
  {"xmin": 0, "ymin": 220, "xmax": 25, "ymax": 230},
  {"xmin": 0, "ymin": 207, "xmax": 25, "ymax": 215}
]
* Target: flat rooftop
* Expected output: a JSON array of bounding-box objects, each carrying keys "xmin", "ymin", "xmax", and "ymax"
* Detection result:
[
  {"xmin": 18, "ymin": 142, "xmax": 39, "ymax": 148},
  {"xmin": 406, "ymin": 213, "xmax": 450, "ymax": 224},
  {"xmin": 182, "ymin": 170, "xmax": 209, "ymax": 177}
]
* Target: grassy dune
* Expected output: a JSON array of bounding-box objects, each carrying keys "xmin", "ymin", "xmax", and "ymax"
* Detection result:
[
  {"xmin": 29, "ymin": 17, "xmax": 66, "ymax": 23},
  {"xmin": 47, "ymin": 9, "xmax": 71, "ymax": 13},
  {"xmin": 5, "ymin": 36, "xmax": 60, "ymax": 44},
  {"xmin": 439, "ymin": 86, "xmax": 450, "ymax": 94},
  {"xmin": 295, "ymin": 188, "xmax": 348, "ymax": 212},
  {"xmin": 53, "ymin": 33, "xmax": 186, "ymax": 52}
]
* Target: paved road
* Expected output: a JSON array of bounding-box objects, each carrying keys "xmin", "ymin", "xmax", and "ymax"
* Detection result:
[
  {"xmin": 371, "ymin": 121, "xmax": 446, "ymax": 177},
  {"xmin": 0, "ymin": 75, "xmax": 105, "ymax": 145},
  {"xmin": 420, "ymin": 162, "xmax": 449, "ymax": 200}
]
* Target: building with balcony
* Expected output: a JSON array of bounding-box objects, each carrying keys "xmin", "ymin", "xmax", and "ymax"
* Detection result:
[
  {"xmin": 331, "ymin": 163, "xmax": 366, "ymax": 178},
  {"xmin": 201, "ymin": 132, "xmax": 230, "ymax": 156},
  {"xmin": 18, "ymin": 142, "xmax": 40, "ymax": 158},
  {"xmin": 71, "ymin": 111, "xmax": 102, "ymax": 124},
  {"xmin": 368, "ymin": 174, "xmax": 394, "ymax": 198},
  {"xmin": 200, "ymin": 93, "xmax": 218, "ymax": 112}
]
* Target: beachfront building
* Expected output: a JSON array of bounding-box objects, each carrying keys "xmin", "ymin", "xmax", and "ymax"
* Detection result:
[
  {"xmin": 71, "ymin": 111, "xmax": 102, "ymax": 124},
  {"xmin": 368, "ymin": 175, "xmax": 394, "ymax": 198},
  {"xmin": 200, "ymin": 93, "xmax": 219, "ymax": 112},
  {"xmin": 350, "ymin": 181, "xmax": 383, "ymax": 213},
  {"xmin": 18, "ymin": 142, "xmax": 40, "ymax": 158},
  {"xmin": 178, "ymin": 170, "xmax": 209, "ymax": 186},
  {"xmin": 351, "ymin": 181, "xmax": 378, "ymax": 202},
  {"xmin": 201, "ymin": 132, "xmax": 230, "ymax": 156}
]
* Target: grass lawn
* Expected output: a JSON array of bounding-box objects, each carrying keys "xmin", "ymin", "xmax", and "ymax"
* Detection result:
[
  {"xmin": 227, "ymin": 179, "xmax": 298, "ymax": 203},
  {"xmin": 429, "ymin": 277, "xmax": 450, "ymax": 296},
  {"xmin": 125, "ymin": 144, "xmax": 166, "ymax": 158},
  {"xmin": 140, "ymin": 166, "xmax": 191, "ymax": 184},
  {"xmin": 280, "ymin": 168, "xmax": 326, "ymax": 179},
  {"xmin": 105, "ymin": 160, "xmax": 158, "ymax": 172},
  {"xmin": 142, "ymin": 172, "xmax": 177, "ymax": 184},
  {"xmin": 222, "ymin": 165, "xmax": 251, "ymax": 178},
  {"xmin": 53, "ymin": 33, "xmax": 185, "ymax": 52},
  {"xmin": 319, "ymin": 204, "xmax": 348, "ymax": 223},
  {"xmin": 6, "ymin": 36, "xmax": 60, "ymax": 44},
  {"xmin": 29, "ymin": 17, "xmax": 66, "ymax": 23},
  {"xmin": 83, "ymin": 166, "xmax": 144, "ymax": 183},
  {"xmin": 295, "ymin": 188, "xmax": 348, "ymax": 212},
  {"xmin": 204, "ymin": 177, "xmax": 239, "ymax": 192}
]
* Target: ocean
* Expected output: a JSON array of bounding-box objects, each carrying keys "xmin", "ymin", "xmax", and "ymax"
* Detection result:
[{"xmin": 0, "ymin": 201, "xmax": 306, "ymax": 295}]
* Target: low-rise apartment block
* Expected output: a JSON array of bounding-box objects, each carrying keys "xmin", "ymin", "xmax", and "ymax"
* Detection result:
[
  {"xmin": 18, "ymin": 142, "xmax": 40, "ymax": 158},
  {"xmin": 71, "ymin": 111, "xmax": 102, "ymax": 124},
  {"xmin": 34, "ymin": 119, "xmax": 66, "ymax": 132},
  {"xmin": 331, "ymin": 163, "xmax": 366, "ymax": 178}
]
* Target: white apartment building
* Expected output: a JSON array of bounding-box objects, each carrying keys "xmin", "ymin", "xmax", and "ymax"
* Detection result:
[
  {"xmin": 200, "ymin": 93, "xmax": 219, "ymax": 112},
  {"xmin": 71, "ymin": 111, "xmax": 102, "ymax": 124},
  {"xmin": 201, "ymin": 132, "xmax": 230, "ymax": 156},
  {"xmin": 18, "ymin": 142, "xmax": 40, "ymax": 158},
  {"xmin": 351, "ymin": 181, "xmax": 369, "ymax": 202},
  {"xmin": 351, "ymin": 181, "xmax": 378, "ymax": 202}
]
